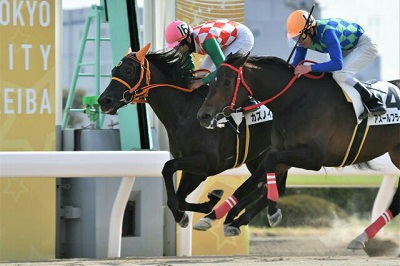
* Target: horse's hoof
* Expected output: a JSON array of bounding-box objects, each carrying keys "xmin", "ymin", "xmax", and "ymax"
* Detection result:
[
  {"xmin": 267, "ymin": 208, "xmax": 282, "ymax": 227},
  {"xmin": 347, "ymin": 232, "xmax": 368, "ymax": 250},
  {"xmin": 193, "ymin": 217, "xmax": 213, "ymax": 231},
  {"xmin": 224, "ymin": 225, "xmax": 241, "ymax": 237},
  {"xmin": 208, "ymin": 189, "xmax": 224, "ymax": 200},
  {"xmin": 347, "ymin": 240, "xmax": 366, "ymax": 250},
  {"xmin": 178, "ymin": 212, "xmax": 189, "ymax": 228}
]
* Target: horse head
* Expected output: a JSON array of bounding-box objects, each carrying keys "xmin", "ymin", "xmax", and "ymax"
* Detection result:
[
  {"xmin": 98, "ymin": 43, "xmax": 151, "ymax": 115},
  {"xmin": 197, "ymin": 51, "xmax": 251, "ymax": 129}
]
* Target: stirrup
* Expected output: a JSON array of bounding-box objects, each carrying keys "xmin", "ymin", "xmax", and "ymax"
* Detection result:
[
  {"xmin": 369, "ymin": 107, "xmax": 386, "ymax": 117},
  {"xmin": 365, "ymin": 101, "xmax": 386, "ymax": 117}
]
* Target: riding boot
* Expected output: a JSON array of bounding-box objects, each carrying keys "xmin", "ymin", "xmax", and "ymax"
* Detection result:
[{"xmin": 353, "ymin": 82, "xmax": 386, "ymax": 119}]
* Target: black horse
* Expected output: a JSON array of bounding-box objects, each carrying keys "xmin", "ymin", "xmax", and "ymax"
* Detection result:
[
  {"xmin": 97, "ymin": 44, "xmax": 287, "ymax": 233},
  {"xmin": 196, "ymin": 52, "xmax": 400, "ymax": 249}
]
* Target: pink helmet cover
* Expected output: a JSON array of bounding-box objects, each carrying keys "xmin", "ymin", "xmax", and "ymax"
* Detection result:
[{"xmin": 165, "ymin": 20, "xmax": 192, "ymax": 48}]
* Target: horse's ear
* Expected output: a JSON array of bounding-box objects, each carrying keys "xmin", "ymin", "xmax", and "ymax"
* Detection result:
[
  {"xmin": 136, "ymin": 43, "xmax": 152, "ymax": 62},
  {"xmin": 225, "ymin": 52, "xmax": 235, "ymax": 62},
  {"xmin": 234, "ymin": 51, "xmax": 250, "ymax": 67},
  {"xmin": 125, "ymin": 47, "xmax": 132, "ymax": 55}
]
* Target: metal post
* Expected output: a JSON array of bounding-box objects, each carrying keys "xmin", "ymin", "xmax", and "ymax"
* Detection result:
[
  {"xmin": 108, "ymin": 177, "xmax": 136, "ymax": 257},
  {"xmin": 94, "ymin": 6, "xmax": 102, "ymax": 129}
]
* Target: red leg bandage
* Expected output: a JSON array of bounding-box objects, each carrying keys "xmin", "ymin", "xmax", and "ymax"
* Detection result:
[
  {"xmin": 214, "ymin": 196, "xmax": 238, "ymax": 219},
  {"xmin": 365, "ymin": 210, "xmax": 393, "ymax": 239},
  {"xmin": 266, "ymin": 173, "xmax": 279, "ymax": 202}
]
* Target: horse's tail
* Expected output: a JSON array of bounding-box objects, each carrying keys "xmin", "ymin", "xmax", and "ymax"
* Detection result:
[{"xmin": 352, "ymin": 161, "xmax": 378, "ymax": 171}]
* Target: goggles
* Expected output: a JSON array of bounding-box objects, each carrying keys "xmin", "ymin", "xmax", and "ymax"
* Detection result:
[{"xmin": 289, "ymin": 30, "xmax": 309, "ymax": 47}]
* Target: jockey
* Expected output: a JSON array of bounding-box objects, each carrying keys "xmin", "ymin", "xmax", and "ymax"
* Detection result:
[
  {"xmin": 286, "ymin": 10, "xmax": 386, "ymax": 119},
  {"xmin": 165, "ymin": 19, "xmax": 254, "ymax": 91}
]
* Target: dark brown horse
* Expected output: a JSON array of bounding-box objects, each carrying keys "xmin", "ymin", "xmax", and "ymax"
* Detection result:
[
  {"xmin": 196, "ymin": 52, "xmax": 400, "ymax": 249},
  {"xmin": 97, "ymin": 44, "xmax": 287, "ymax": 234}
]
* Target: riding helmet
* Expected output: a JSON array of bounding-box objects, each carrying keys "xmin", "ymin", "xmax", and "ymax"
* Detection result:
[
  {"xmin": 286, "ymin": 10, "xmax": 316, "ymax": 38},
  {"xmin": 165, "ymin": 20, "xmax": 193, "ymax": 48}
]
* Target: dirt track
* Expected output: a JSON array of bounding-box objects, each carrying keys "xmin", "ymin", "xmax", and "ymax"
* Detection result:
[
  {"xmin": 2, "ymin": 255, "xmax": 398, "ymax": 266},
  {"xmin": 1, "ymin": 233, "xmax": 399, "ymax": 266}
]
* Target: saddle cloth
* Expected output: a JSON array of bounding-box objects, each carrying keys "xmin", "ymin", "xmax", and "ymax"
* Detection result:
[
  {"xmin": 217, "ymin": 104, "xmax": 273, "ymax": 128},
  {"xmin": 340, "ymin": 80, "xmax": 400, "ymax": 125}
]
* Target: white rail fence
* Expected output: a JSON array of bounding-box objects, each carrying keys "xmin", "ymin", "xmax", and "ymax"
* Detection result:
[
  {"xmin": 1, "ymin": 151, "xmax": 399, "ymax": 258},
  {"xmin": 0, "ymin": 151, "xmax": 170, "ymax": 258}
]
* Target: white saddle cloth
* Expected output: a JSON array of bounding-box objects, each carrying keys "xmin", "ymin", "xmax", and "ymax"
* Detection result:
[{"xmin": 339, "ymin": 80, "xmax": 400, "ymax": 125}]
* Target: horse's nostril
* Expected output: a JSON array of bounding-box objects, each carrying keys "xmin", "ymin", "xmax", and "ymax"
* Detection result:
[
  {"xmin": 98, "ymin": 97, "xmax": 110, "ymax": 105},
  {"xmin": 199, "ymin": 113, "xmax": 211, "ymax": 121}
]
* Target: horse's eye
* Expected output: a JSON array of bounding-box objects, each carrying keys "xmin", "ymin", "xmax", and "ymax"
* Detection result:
[
  {"xmin": 120, "ymin": 64, "xmax": 135, "ymax": 79},
  {"xmin": 224, "ymin": 80, "xmax": 230, "ymax": 86}
]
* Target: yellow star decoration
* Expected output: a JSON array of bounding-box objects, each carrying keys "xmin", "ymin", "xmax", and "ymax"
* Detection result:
[
  {"xmin": 7, "ymin": 27, "xmax": 32, "ymax": 53},
  {"xmin": 208, "ymin": 219, "xmax": 241, "ymax": 251},
  {"xmin": 2, "ymin": 179, "xmax": 29, "ymax": 202}
]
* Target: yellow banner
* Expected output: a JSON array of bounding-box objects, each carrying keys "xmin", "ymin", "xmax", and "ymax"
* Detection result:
[
  {"xmin": 0, "ymin": 0, "xmax": 56, "ymax": 260},
  {"xmin": 176, "ymin": 0, "xmax": 245, "ymax": 25},
  {"xmin": 176, "ymin": 0, "xmax": 245, "ymax": 68}
]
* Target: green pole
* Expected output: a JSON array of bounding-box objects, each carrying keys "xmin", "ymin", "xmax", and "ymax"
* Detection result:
[{"xmin": 104, "ymin": 0, "xmax": 143, "ymax": 150}]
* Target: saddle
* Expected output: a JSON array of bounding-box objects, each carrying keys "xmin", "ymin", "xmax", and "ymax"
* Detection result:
[{"xmin": 340, "ymin": 80, "xmax": 400, "ymax": 125}]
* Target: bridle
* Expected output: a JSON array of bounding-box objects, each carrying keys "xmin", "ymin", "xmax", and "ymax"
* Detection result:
[
  {"xmin": 111, "ymin": 54, "xmax": 151, "ymax": 104},
  {"xmin": 220, "ymin": 60, "xmax": 324, "ymax": 113},
  {"xmin": 111, "ymin": 53, "xmax": 193, "ymax": 104}
]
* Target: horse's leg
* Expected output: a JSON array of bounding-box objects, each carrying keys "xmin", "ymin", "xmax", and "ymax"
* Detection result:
[
  {"xmin": 348, "ymin": 176, "xmax": 400, "ymax": 250},
  {"xmin": 193, "ymin": 161, "xmax": 267, "ymax": 231},
  {"xmin": 224, "ymin": 185, "xmax": 265, "ymax": 224},
  {"xmin": 193, "ymin": 185, "xmax": 263, "ymax": 231},
  {"xmin": 221, "ymin": 153, "xmax": 269, "ymax": 225},
  {"xmin": 224, "ymin": 171, "xmax": 288, "ymax": 235},
  {"xmin": 162, "ymin": 155, "xmax": 211, "ymax": 227},
  {"xmin": 196, "ymin": 145, "xmax": 322, "ymax": 228},
  {"xmin": 223, "ymin": 151, "xmax": 279, "ymax": 227},
  {"xmin": 224, "ymin": 169, "xmax": 288, "ymax": 226},
  {"xmin": 192, "ymin": 153, "xmax": 271, "ymax": 232},
  {"xmin": 260, "ymin": 146, "xmax": 323, "ymax": 222},
  {"xmin": 223, "ymin": 185, "xmax": 264, "ymax": 225},
  {"xmin": 225, "ymin": 194, "xmax": 269, "ymax": 236}
]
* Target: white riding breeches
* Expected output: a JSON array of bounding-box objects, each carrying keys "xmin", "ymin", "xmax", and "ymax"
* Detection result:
[{"xmin": 332, "ymin": 33, "xmax": 378, "ymax": 86}]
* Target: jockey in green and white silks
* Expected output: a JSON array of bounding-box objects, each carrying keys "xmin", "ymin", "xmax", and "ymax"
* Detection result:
[
  {"xmin": 165, "ymin": 19, "xmax": 254, "ymax": 91},
  {"xmin": 287, "ymin": 10, "xmax": 386, "ymax": 119}
]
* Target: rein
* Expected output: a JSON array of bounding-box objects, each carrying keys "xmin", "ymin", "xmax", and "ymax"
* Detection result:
[
  {"xmin": 112, "ymin": 54, "xmax": 198, "ymax": 104},
  {"xmin": 222, "ymin": 59, "xmax": 325, "ymax": 112}
]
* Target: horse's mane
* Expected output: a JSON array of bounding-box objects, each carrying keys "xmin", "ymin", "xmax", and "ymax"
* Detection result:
[
  {"xmin": 145, "ymin": 49, "xmax": 194, "ymax": 87},
  {"xmin": 248, "ymin": 55, "xmax": 289, "ymax": 68},
  {"xmin": 225, "ymin": 52, "xmax": 290, "ymax": 70}
]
